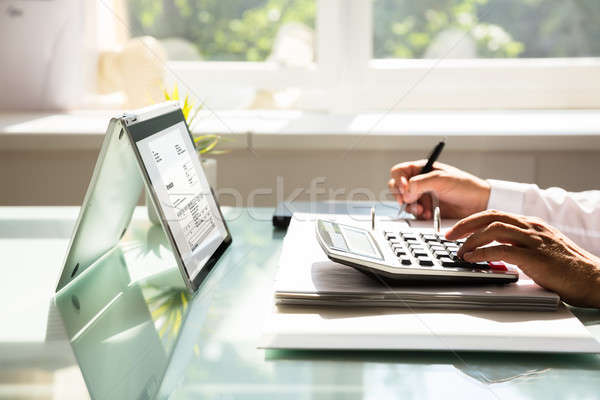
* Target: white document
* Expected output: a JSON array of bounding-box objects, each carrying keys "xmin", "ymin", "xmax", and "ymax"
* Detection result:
[{"xmin": 259, "ymin": 303, "xmax": 600, "ymax": 353}]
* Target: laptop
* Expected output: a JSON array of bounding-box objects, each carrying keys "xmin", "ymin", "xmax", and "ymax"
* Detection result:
[{"xmin": 56, "ymin": 101, "xmax": 231, "ymax": 294}]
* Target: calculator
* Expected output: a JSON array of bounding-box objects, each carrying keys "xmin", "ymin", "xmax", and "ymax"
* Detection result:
[{"xmin": 316, "ymin": 219, "xmax": 519, "ymax": 284}]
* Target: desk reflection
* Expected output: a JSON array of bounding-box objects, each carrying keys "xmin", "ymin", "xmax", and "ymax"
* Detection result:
[
  {"xmin": 54, "ymin": 224, "xmax": 191, "ymax": 400},
  {"xmin": 53, "ymin": 213, "xmax": 232, "ymax": 400}
]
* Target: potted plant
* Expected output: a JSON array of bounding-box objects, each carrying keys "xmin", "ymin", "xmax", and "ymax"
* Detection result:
[{"xmin": 146, "ymin": 85, "xmax": 228, "ymax": 224}]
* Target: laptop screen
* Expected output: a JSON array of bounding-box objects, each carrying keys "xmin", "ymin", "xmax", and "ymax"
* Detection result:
[{"xmin": 128, "ymin": 108, "xmax": 231, "ymax": 290}]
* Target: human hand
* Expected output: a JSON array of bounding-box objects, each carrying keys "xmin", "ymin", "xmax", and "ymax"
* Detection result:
[
  {"xmin": 446, "ymin": 210, "xmax": 600, "ymax": 308},
  {"xmin": 388, "ymin": 160, "xmax": 491, "ymax": 219}
]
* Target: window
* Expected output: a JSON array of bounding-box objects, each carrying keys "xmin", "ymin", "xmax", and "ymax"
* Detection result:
[
  {"xmin": 366, "ymin": 0, "xmax": 600, "ymax": 110},
  {"xmin": 104, "ymin": 0, "xmax": 600, "ymax": 111},
  {"xmin": 127, "ymin": 0, "xmax": 316, "ymax": 62},
  {"xmin": 374, "ymin": 0, "xmax": 600, "ymax": 59}
]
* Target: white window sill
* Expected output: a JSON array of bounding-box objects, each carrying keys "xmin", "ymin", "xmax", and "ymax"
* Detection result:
[{"xmin": 1, "ymin": 109, "xmax": 600, "ymax": 151}]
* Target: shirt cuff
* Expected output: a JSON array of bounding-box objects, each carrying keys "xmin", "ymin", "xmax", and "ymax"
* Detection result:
[{"xmin": 486, "ymin": 179, "xmax": 531, "ymax": 216}]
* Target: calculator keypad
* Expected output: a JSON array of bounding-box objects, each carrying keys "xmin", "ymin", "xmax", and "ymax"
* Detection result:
[{"xmin": 384, "ymin": 230, "xmax": 495, "ymax": 272}]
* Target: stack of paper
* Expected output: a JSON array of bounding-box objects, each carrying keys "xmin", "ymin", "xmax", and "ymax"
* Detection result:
[{"xmin": 275, "ymin": 214, "xmax": 560, "ymax": 311}]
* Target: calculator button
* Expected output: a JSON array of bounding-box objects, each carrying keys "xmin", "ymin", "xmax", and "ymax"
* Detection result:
[
  {"xmin": 448, "ymin": 259, "xmax": 474, "ymax": 268},
  {"xmin": 430, "ymin": 245, "xmax": 446, "ymax": 252},
  {"xmin": 473, "ymin": 262, "xmax": 491, "ymax": 270},
  {"xmin": 409, "ymin": 248, "xmax": 427, "ymax": 255},
  {"xmin": 434, "ymin": 250, "xmax": 449, "ymax": 258},
  {"xmin": 447, "ymin": 256, "xmax": 487, "ymax": 269},
  {"xmin": 399, "ymin": 257, "xmax": 412, "ymax": 266},
  {"xmin": 488, "ymin": 261, "xmax": 508, "ymax": 271},
  {"xmin": 417, "ymin": 257, "xmax": 434, "ymax": 266},
  {"xmin": 440, "ymin": 257, "xmax": 456, "ymax": 267},
  {"xmin": 422, "ymin": 234, "xmax": 437, "ymax": 242},
  {"xmin": 403, "ymin": 234, "xmax": 418, "ymax": 241},
  {"xmin": 395, "ymin": 249, "xmax": 406, "ymax": 257},
  {"xmin": 413, "ymin": 251, "xmax": 428, "ymax": 258}
]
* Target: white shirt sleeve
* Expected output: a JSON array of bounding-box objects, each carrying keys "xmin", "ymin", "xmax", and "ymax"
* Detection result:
[{"xmin": 487, "ymin": 179, "xmax": 600, "ymax": 256}]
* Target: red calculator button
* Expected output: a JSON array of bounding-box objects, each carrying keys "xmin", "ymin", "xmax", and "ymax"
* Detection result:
[{"xmin": 488, "ymin": 261, "xmax": 507, "ymax": 271}]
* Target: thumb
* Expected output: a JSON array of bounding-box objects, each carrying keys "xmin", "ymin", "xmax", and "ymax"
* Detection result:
[{"xmin": 403, "ymin": 171, "xmax": 446, "ymax": 203}]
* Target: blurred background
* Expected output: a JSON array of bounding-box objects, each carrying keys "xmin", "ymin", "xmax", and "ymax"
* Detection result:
[{"xmin": 1, "ymin": 0, "xmax": 600, "ymax": 207}]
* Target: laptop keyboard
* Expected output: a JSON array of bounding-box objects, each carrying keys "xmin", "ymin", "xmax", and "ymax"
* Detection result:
[{"xmin": 384, "ymin": 231, "xmax": 498, "ymax": 271}]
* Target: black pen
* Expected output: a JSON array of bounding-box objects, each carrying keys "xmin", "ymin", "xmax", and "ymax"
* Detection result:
[
  {"xmin": 421, "ymin": 139, "xmax": 445, "ymax": 174},
  {"xmin": 399, "ymin": 139, "xmax": 446, "ymax": 216}
]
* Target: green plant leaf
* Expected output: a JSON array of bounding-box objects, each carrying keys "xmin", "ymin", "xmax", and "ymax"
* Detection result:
[
  {"xmin": 193, "ymin": 134, "xmax": 219, "ymax": 142},
  {"xmin": 182, "ymin": 95, "xmax": 195, "ymax": 122},
  {"xmin": 202, "ymin": 149, "xmax": 229, "ymax": 155},
  {"xmin": 161, "ymin": 85, "xmax": 234, "ymax": 155},
  {"xmin": 187, "ymin": 103, "xmax": 203, "ymax": 127},
  {"xmin": 194, "ymin": 134, "xmax": 220, "ymax": 148},
  {"xmin": 199, "ymin": 137, "xmax": 220, "ymax": 154}
]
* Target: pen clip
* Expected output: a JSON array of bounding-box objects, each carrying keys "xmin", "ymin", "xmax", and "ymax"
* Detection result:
[
  {"xmin": 433, "ymin": 206, "xmax": 441, "ymax": 234},
  {"xmin": 429, "ymin": 191, "xmax": 441, "ymax": 234},
  {"xmin": 371, "ymin": 207, "xmax": 375, "ymax": 231}
]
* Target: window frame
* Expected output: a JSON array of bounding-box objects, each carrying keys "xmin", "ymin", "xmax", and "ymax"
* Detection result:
[{"xmin": 156, "ymin": 0, "xmax": 600, "ymax": 111}]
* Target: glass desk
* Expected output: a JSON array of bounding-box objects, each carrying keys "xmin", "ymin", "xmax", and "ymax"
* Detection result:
[{"xmin": 1, "ymin": 206, "xmax": 600, "ymax": 399}]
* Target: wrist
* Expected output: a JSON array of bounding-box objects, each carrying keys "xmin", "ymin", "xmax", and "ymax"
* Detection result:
[
  {"xmin": 576, "ymin": 257, "xmax": 600, "ymax": 309},
  {"xmin": 589, "ymin": 263, "xmax": 600, "ymax": 309}
]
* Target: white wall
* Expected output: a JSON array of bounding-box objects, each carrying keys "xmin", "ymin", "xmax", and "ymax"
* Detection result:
[{"xmin": 1, "ymin": 148, "xmax": 598, "ymax": 206}]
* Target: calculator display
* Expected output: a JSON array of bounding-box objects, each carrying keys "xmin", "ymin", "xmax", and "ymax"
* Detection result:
[
  {"xmin": 340, "ymin": 226, "xmax": 379, "ymax": 259},
  {"xmin": 318, "ymin": 220, "xmax": 382, "ymax": 260}
]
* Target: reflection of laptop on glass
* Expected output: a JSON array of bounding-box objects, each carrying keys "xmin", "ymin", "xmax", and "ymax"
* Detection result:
[{"xmin": 56, "ymin": 101, "xmax": 231, "ymax": 293}]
